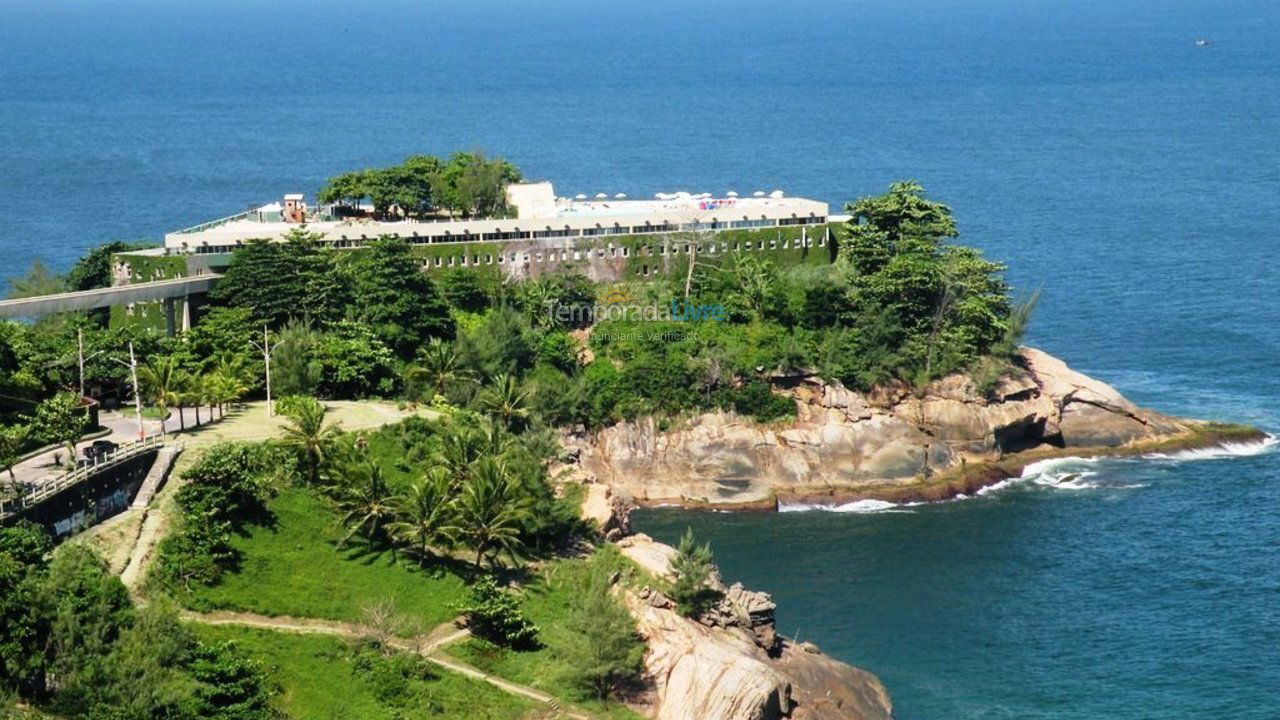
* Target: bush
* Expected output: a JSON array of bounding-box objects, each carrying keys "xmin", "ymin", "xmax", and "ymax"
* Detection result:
[
  {"xmin": 669, "ymin": 529, "xmax": 722, "ymax": 618},
  {"xmin": 152, "ymin": 442, "xmax": 278, "ymax": 592},
  {"xmin": 558, "ymin": 564, "xmax": 644, "ymax": 702},
  {"xmin": 715, "ymin": 380, "xmax": 796, "ymax": 423},
  {"xmin": 188, "ymin": 640, "xmax": 280, "ymax": 720},
  {"xmin": 453, "ymin": 576, "xmax": 539, "ymax": 649}
]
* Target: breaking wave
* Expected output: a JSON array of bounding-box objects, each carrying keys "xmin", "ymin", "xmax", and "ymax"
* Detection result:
[
  {"xmin": 779, "ymin": 498, "xmax": 916, "ymax": 514},
  {"xmin": 1144, "ymin": 434, "xmax": 1277, "ymax": 461},
  {"xmin": 783, "ymin": 435, "xmax": 1276, "ymax": 510}
]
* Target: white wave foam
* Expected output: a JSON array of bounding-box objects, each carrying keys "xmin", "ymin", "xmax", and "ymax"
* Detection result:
[
  {"xmin": 1144, "ymin": 434, "xmax": 1278, "ymax": 461},
  {"xmin": 784, "ymin": 436, "xmax": 1273, "ymax": 508},
  {"xmin": 779, "ymin": 498, "xmax": 906, "ymax": 513},
  {"xmin": 978, "ymin": 456, "xmax": 1105, "ymax": 495}
]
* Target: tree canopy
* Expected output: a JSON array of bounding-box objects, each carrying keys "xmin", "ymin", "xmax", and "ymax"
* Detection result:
[{"xmin": 316, "ymin": 151, "xmax": 521, "ymax": 219}]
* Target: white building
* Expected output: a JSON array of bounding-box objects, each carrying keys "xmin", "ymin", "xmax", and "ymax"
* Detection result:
[{"xmin": 163, "ymin": 182, "xmax": 830, "ymax": 255}]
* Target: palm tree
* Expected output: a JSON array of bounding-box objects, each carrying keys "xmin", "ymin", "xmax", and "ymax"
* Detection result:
[
  {"xmin": 137, "ymin": 355, "xmax": 187, "ymax": 437},
  {"xmin": 477, "ymin": 373, "xmax": 530, "ymax": 431},
  {"xmin": 208, "ymin": 369, "xmax": 249, "ymax": 418},
  {"xmin": 436, "ymin": 425, "xmax": 484, "ymax": 486},
  {"xmin": 406, "ymin": 339, "xmax": 473, "ymax": 399},
  {"xmin": 196, "ymin": 372, "xmax": 219, "ymax": 421},
  {"xmin": 330, "ymin": 458, "xmax": 397, "ymax": 548},
  {"xmin": 454, "ymin": 457, "xmax": 529, "ymax": 568},
  {"xmin": 181, "ymin": 374, "xmax": 206, "ymax": 427},
  {"xmin": 279, "ymin": 398, "xmax": 342, "ymax": 485},
  {"xmin": 209, "ymin": 350, "xmax": 255, "ymax": 387},
  {"xmin": 388, "ymin": 468, "xmax": 458, "ymax": 565}
]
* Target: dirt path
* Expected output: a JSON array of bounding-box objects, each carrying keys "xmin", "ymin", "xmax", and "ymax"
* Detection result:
[
  {"xmin": 109, "ymin": 400, "xmax": 434, "ymax": 593},
  {"xmin": 181, "ymin": 610, "xmax": 590, "ymax": 719}
]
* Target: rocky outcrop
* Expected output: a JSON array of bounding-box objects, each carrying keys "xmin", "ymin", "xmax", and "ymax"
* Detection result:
[
  {"xmin": 568, "ymin": 348, "xmax": 1194, "ymax": 507},
  {"xmin": 617, "ymin": 534, "xmax": 892, "ymax": 720}
]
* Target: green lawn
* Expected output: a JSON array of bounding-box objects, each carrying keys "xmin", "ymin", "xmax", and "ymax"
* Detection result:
[
  {"xmin": 186, "ymin": 488, "xmax": 468, "ymax": 632},
  {"xmin": 191, "ymin": 624, "xmax": 536, "ymax": 720},
  {"xmin": 445, "ymin": 548, "xmax": 646, "ymax": 720}
]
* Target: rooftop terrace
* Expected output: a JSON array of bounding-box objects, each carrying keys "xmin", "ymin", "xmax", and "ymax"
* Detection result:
[{"xmin": 163, "ymin": 182, "xmax": 830, "ymax": 254}]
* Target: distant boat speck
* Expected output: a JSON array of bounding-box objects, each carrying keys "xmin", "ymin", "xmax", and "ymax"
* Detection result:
[{"xmin": 1195, "ymin": 38, "xmax": 1211, "ymax": 47}]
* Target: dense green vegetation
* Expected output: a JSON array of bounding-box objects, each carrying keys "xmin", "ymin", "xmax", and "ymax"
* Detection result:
[
  {"xmin": 0, "ymin": 522, "xmax": 277, "ymax": 719},
  {"xmin": 191, "ymin": 625, "xmax": 533, "ymax": 720},
  {"xmin": 1, "ymin": 183, "xmax": 1024, "ymax": 468},
  {"xmin": 317, "ymin": 151, "xmax": 521, "ymax": 219},
  {"xmin": 448, "ymin": 548, "xmax": 646, "ymax": 717}
]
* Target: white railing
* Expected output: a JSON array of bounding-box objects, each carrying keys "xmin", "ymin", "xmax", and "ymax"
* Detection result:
[{"xmin": 0, "ymin": 435, "xmax": 165, "ymax": 520}]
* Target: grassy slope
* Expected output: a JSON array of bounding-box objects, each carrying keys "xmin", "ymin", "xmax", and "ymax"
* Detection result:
[
  {"xmin": 446, "ymin": 548, "xmax": 646, "ymax": 720},
  {"xmin": 191, "ymin": 624, "xmax": 535, "ymax": 720},
  {"xmin": 186, "ymin": 488, "xmax": 467, "ymax": 631}
]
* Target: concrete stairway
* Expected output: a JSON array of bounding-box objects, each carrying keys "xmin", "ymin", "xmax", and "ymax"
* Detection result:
[{"xmin": 130, "ymin": 444, "xmax": 183, "ymax": 509}]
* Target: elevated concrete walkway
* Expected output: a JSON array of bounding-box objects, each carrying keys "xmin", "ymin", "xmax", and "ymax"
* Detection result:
[{"xmin": 0, "ymin": 275, "xmax": 220, "ymax": 318}]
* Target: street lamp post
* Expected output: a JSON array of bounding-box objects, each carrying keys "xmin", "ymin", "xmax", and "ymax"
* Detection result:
[
  {"xmin": 76, "ymin": 329, "xmax": 105, "ymax": 399},
  {"xmin": 248, "ymin": 325, "xmax": 277, "ymax": 417},
  {"xmin": 110, "ymin": 341, "xmax": 145, "ymax": 441}
]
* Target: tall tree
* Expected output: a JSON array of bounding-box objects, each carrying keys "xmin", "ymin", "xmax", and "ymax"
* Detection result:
[
  {"xmin": 838, "ymin": 181, "xmax": 1012, "ymax": 382},
  {"xmin": 6, "ymin": 259, "xmax": 64, "ymax": 299},
  {"xmin": 406, "ymin": 338, "xmax": 473, "ymax": 399},
  {"xmin": 32, "ymin": 392, "xmax": 86, "ymax": 466},
  {"xmin": 271, "ymin": 321, "xmax": 322, "ymax": 397},
  {"xmin": 434, "ymin": 151, "xmax": 521, "ymax": 218},
  {"xmin": 669, "ymin": 528, "xmax": 720, "ymax": 618},
  {"xmin": 330, "ymin": 458, "xmax": 397, "ymax": 547},
  {"xmin": 348, "ymin": 237, "xmax": 455, "ymax": 359},
  {"xmin": 0, "ymin": 423, "xmax": 30, "ymax": 481},
  {"xmin": 477, "ymin": 373, "xmax": 530, "ymax": 431},
  {"xmin": 211, "ymin": 230, "xmax": 341, "ymax": 328}
]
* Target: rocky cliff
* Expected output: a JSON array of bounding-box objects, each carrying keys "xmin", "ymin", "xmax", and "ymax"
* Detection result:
[
  {"xmin": 613, "ymin": 531, "xmax": 892, "ymax": 720},
  {"xmin": 567, "ymin": 348, "xmax": 1249, "ymax": 508}
]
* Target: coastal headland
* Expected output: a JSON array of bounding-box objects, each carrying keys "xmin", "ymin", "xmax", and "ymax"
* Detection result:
[{"xmin": 568, "ymin": 347, "xmax": 1264, "ymax": 512}]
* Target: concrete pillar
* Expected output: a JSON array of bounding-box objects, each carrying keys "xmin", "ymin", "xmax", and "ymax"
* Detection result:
[
  {"xmin": 163, "ymin": 298, "xmax": 176, "ymax": 337},
  {"xmin": 181, "ymin": 296, "xmax": 191, "ymax": 334}
]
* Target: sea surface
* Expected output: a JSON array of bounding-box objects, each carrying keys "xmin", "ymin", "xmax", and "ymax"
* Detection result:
[{"xmin": 3, "ymin": 0, "xmax": 1278, "ymax": 717}]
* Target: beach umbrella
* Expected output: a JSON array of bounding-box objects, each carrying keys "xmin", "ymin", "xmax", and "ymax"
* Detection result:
[
  {"xmin": 770, "ymin": 190, "xmax": 784, "ymax": 198},
  {"xmin": 726, "ymin": 191, "xmax": 739, "ymax": 197},
  {"xmin": 615, "ymin": 193, "xmax": 627, "ymax": 199},
  {"xmin": 575, "ymin": 193, "xmax": 587, "ymax": 200},
  {"xmin": 595, "ymin": 193, "xmax": 608, "ymax": 199},
  {"xmin": 752, "ymin": 191, "xmax": 765, "ymax": 197}
]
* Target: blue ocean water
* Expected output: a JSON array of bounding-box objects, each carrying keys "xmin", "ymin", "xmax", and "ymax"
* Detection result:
[{"xmin": 2, "ymin": 1, "xmax": 1277, "ymax": 717}]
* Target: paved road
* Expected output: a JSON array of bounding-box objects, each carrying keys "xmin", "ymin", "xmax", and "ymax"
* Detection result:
[{"xmin": 6, "ymin": 406, "xmax": 218, "ymax": 488}]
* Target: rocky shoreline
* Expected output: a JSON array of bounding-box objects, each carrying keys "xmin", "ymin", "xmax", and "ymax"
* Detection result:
[
  {"xmin": 571, "ymin": 348, "xmax": 1264, "ymax": 719},
  {"xmin": 574, "ymin": 496, "xmax": 894, "ymax": 720},
  {"xmin": 567, "ymin": 347, "xmax": 1264, "ymax": 512}
]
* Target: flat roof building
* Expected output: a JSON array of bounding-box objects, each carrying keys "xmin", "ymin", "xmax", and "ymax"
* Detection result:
[{"xmin": 163, "ymin": 183, "xmax": 830, "ymax": 255}]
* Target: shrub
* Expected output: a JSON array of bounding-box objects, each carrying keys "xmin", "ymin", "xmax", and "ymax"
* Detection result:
[
  {"xmin": 558, "ymin": 564, "xmax": 645, "ymax": 702},
  {"xmin": 715, "ymin": 380, "xmax": 795, "ymax": 423},
  {"xmin": 669, "ymin": 529, "xmax": 722, "ymax": 618},
  {"xmin": 152, "ymin": 442, "xmax": 278, "ymax": 592},
  {"xmin": 453, "ymin": 576, "xmax": 539, "ymax": 649}
]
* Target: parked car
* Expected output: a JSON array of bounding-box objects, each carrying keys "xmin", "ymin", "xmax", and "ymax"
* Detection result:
[{"xmin": 83, "ymin": 440, "xmax": 119, "ymax": 462}]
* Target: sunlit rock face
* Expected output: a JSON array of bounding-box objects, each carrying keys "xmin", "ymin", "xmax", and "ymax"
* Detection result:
[{"xmin": 569, "ymin": 348, "xmax": 1188, "ymax": 507}]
